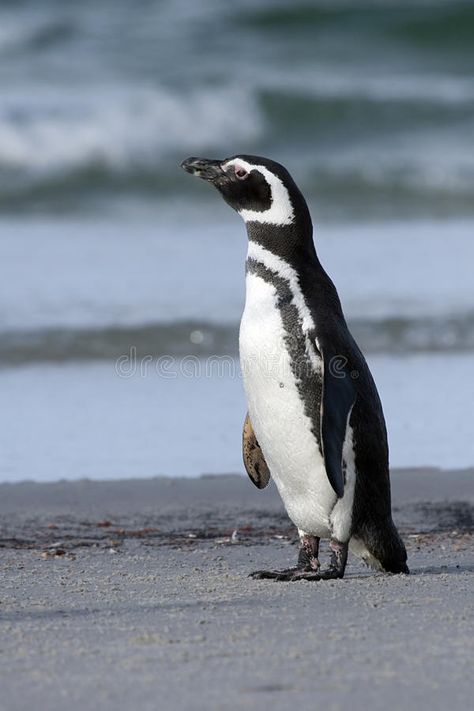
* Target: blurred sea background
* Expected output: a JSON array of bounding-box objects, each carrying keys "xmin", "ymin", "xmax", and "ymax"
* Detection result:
[{"xmin": 1, "ymin": 0, "xmax": 473, "ymax": 481}]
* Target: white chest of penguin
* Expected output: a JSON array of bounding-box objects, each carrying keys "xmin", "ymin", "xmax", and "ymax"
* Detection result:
[{"xmin": 239, "ymin": 269, "xmax": 340, "ymax": 538}]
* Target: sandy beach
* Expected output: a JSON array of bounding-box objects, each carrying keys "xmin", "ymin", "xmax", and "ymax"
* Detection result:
[{"xmin": 1, "ymin": 468, "xmax": 473, "ymax": 711}]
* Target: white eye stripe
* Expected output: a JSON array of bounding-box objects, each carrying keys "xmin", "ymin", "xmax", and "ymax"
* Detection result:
[
  {"xmin": 222, "ymin": 159, "xmax": 249, "ymax": 173},
  {"xmin": 222, "ymin": 158, "xmax": 295, "ymax": 226}
]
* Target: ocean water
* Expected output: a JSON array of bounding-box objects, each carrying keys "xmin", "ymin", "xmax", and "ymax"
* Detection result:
[
  {"xmin": 1, "ymin": 0, "xmax": 473, "ymax": 481},
  {"xmin": 0, "ymin": 353, "xmax": 473, "ymax": 482},
  {"xmin": 1, "ymin": 216, "xmax": 473, "ymax": 481},
  {"xmin": 1, "ymin": 0, "xmax": 474, "ymax": 220}
]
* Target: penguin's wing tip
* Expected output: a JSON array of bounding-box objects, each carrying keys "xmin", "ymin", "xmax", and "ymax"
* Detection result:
[{"xmin": 242, "ymin": 413, "xmax": 271, "ymax": 489}]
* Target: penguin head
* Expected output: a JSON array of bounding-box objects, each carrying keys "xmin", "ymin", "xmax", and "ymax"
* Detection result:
[{"xmin": 181, "ymin": 154, "xmax": 308, "ymax": 228}]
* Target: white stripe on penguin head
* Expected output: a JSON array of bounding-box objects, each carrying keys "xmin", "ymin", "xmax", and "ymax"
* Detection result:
[{"xmin": 222, "ymin": 158, "xmax": 295, "ymax": 226}]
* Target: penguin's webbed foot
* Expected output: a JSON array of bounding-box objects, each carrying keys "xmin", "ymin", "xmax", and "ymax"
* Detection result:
[
  {"xmin": 250, "ymin": 533, "xmax": 321, "ymax": 581},
  {"xmin": 249, "ymin": 567, "xmax": 342, "ymax": 581},
  {"xmin": 310, "ymin": 565, "xmax": 344, "ymax": 580},
  {"xmin": 250, "ymin": 538, "xmax": 348, "ymax": 582},
  {"xmin": 249, "ymin": 567, "xmax": 320, "ymax": 581}
]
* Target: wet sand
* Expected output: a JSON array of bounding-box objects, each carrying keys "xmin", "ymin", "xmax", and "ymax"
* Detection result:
[{"xmin": 1, "ymin": 469, "xmax": 473, "ymax": 711}]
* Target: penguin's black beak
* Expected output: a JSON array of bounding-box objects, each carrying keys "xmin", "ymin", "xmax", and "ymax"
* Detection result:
[{"xmin": 180, "ymin": 157, "xmax": 224, "ymax": 182}]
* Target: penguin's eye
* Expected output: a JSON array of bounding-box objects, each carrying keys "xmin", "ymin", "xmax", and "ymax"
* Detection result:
[{"xmin": 235, "ymin": 166, "xmax": 248, "ymax": 180}]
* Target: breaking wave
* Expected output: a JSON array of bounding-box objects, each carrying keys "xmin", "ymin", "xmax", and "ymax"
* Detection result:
[{"xmin": 0, "ymin": 0, "xmax": 473, "ymax": 217}]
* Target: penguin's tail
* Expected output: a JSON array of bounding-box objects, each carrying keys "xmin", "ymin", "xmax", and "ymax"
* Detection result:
[{"xmin": 350, "ymin": 519, "xmax": 409, "ymax": 574}]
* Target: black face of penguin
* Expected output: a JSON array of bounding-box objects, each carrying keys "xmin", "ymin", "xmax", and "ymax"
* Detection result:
[
  {"xmin": 181, "ymin": 155, "xmax": 312, "ymax": 242},
  {"xmin": 181, "ymin": 155, "xmax": 271, "ymax": 213}
]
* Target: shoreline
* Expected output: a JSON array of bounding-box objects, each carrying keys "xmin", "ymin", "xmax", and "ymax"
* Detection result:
[{"xmin": 1, "ymin": 468, "xmax": 473, "ymax": 552}]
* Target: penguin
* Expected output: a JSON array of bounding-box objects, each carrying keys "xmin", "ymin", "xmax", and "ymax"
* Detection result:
[{"xmin": 181, "ymin": 155, "xmax": 409, "ymax": 581}]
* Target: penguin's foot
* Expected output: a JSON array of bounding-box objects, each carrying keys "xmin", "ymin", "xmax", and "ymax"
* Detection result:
[
  {"xmin": 250, "ymin": 567, "xmax": 320, "ymax": 581},
  {"xmin": 250, "ymin": 534, "xmax": 321, "ymax": 581},
  {"xmin": 297, "ymin": 533, "xmax": 320, "ymax": 570},
  {"xmin": 250, "ymin": 538, "xmax": 348, "ymax": 582},
  {"xmin": 249, "ymin": 567, "xmax": 341, "ymax": 581},
  {"xmin": 249, "ymin": 568, "xmax": 323, "ymax": 582},
  {"xmin": 314, "ymin": 538, "xmax": 348, "ymax": 580}
]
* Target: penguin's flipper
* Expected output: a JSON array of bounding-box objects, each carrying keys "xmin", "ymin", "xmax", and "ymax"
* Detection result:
[
  {"xmin": 321, "ymin": 350, "xmax": 357, "ymax": 498},
  {"xmin": 243, "ymin": 413, "xmax": 270, "ymax": 489}
]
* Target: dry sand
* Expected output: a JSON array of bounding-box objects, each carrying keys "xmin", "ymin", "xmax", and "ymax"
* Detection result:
[{"xmin": 0, "ymin": 468, "xmax": 473, "ymax": 711}]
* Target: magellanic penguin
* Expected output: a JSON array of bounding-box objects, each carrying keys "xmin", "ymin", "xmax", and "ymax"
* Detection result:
[{"xmin": 181, "ymin": 155, "xmax": 409, "ymax": 581}]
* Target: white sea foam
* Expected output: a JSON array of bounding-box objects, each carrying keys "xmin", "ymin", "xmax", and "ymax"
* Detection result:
[
  {"xmin": 250, "ymin": 66, "xmax": 474, "ymax": 106},
  {"xmin": 0, "ymin": 85, "xmax": 263, "ymax": 173}
]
